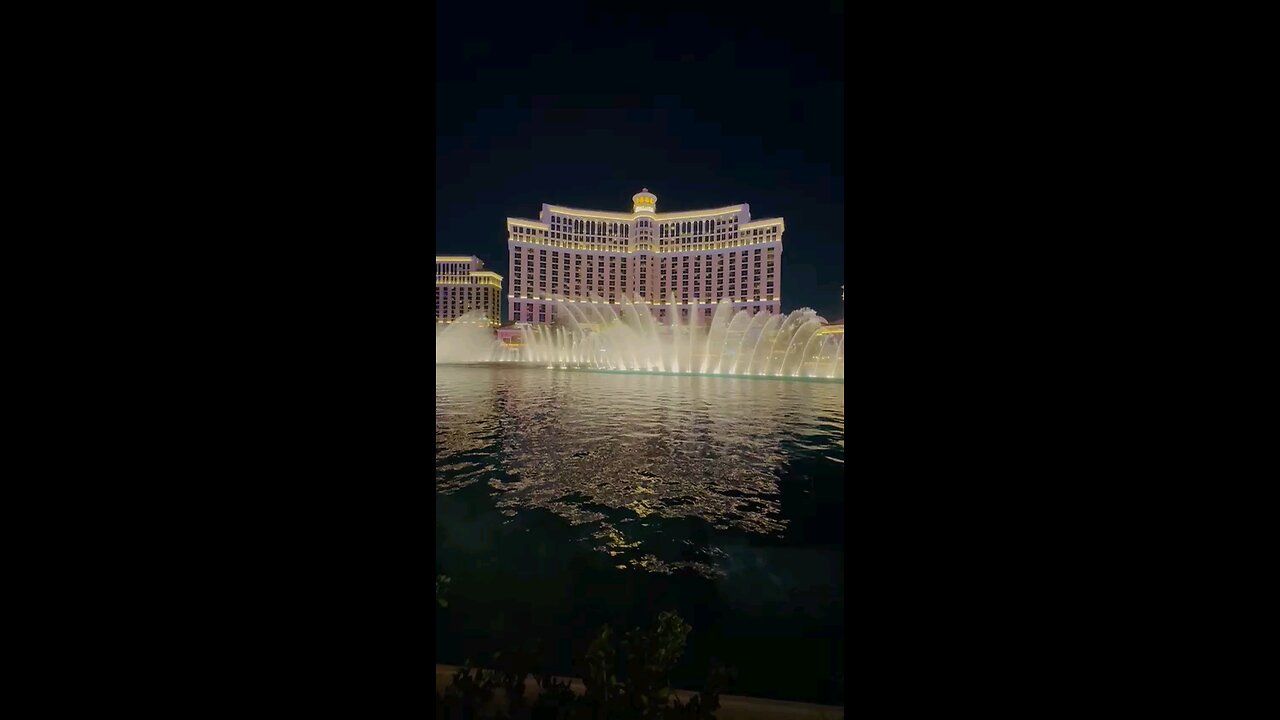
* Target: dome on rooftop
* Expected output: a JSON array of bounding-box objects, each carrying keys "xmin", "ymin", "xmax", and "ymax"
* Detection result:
[{"xmin": 632, "ymin": 188, "xmax": 657, "ymax": 213}]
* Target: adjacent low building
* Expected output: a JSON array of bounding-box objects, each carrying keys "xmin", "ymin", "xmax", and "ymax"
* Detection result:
[
  {"xmin": 435, "ymin": 255, "xmax": 502, "ymax": 327},
  {"xmin": 506, "ymin": 189, "xmax": 783, "ymax": 325}
]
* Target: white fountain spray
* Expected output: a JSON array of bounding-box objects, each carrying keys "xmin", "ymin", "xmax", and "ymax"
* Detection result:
[{"xmin": 435, "ymin": 301, "xmax": 843, "ymax": 380}]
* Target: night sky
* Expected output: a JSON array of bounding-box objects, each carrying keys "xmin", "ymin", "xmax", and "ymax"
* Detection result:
[{"xmin": 436, "ymin": 3, "xmax": 845, "ymax": 323}]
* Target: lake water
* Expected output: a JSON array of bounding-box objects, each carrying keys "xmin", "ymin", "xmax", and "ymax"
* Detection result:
[{"xmin": 435, "ymin": 364, "xmax": 845, "ymax": 705}]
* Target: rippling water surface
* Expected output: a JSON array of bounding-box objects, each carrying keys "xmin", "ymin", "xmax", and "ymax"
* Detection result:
[{"xmin": 436, "ymin": 364, "xmax": 844, "ymax": 704}]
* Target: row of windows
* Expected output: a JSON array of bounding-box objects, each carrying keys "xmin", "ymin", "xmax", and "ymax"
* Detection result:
[
  {"xmin": 438, "ymin": 288, "xmax": 496, "ymax": 295},
  {"xmin": 657, "ymin": 217, "xmax": 739, "ymax": 237},
  {"xmin": 513, "ymin": 269, "xmax": 773, "ymax": 290},
  {"xmin": 512, "ymin": 266, "xmax": 772, "ymax": 279},
  {"xmin": 548, "ymin": 216, "xmax": 634, "ymax": 236},
  {"xmin": 515, "ymin": 248, "xmax": 635, "ymax": 260},
  {"xmin": 660, "ymin": 226, "xmax": 778, "ymax": 245},
  {"xmin": 512, "ymin": 250, "xmax": 770, "ymax": 270},
  {"xmin": 510, "ymin": 302, "xmax": 777, "ymax": 322},
  {"xmin": 436, "ymin": 262, "xmax": 477, "ymax": 276},
  {"xmin": 514, "ymin": 271, "xmax": 772, "ymax": 284},
  {"xmin": 514, "ymin": 269, "xmax": 773, "ymax": 283},
  {"xmin": 559, "ymin": 217, "xmax": 739, "ymax": 237},
  {"xmin": 511, "ymin": 221, "xmax": 777, "ymax": 251},
  {"xmin": 510, "ymin": 288, "xmax": 779, "ymax": 303},
  {"xmin": 545, "ymin": 216, "xmax": 633, "ymax": 244},
  {"xmin": 513, "ymin": 239, "xmax": 774, "ymax": 254},
  {"xmin": 515, "ymin": 247, "xmax": 769, "ymax": 259}
]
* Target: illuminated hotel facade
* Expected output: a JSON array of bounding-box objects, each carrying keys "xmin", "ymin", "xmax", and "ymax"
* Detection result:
[
  {"xmin": 506, "ymin": 189, "xmax": 782, "ymax": 325},
  {"xmin": 435, "ymin": 255, "xmax": 502, "ymax": 327}
]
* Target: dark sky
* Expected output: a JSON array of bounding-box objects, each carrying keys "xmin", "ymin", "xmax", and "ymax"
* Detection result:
[{"xmin": 436, "ymin": 3, "xmax": 844, "ymax": 322}]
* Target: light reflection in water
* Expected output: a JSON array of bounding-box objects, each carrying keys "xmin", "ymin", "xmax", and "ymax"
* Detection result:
[{"xmin": 436, "ymin": 365, "xmax": 844, "ymax": 578}]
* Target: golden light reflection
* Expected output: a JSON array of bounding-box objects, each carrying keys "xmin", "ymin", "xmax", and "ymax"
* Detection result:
[{"xmin": 436, "ymin": 369, "xmax": 843, "ymax": 578}]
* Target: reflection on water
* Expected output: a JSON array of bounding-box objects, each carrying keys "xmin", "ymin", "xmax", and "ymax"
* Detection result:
[{"xmin": 436, "ymin": 364, "xmax": 844, "ymax": 578}]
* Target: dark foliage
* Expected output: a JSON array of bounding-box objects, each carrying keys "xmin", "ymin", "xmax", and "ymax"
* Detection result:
[{"xmin": 435, "ymin": 612, "xmax": 730, "ymax": 720}]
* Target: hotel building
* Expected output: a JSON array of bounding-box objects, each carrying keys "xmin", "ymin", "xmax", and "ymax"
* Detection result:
[
  {"xmin": 506, "ymin": 189, "xmax": 782, "ymax": 325},
  {"xmin": 435, "ymin": 255, "xmax": 502, "ymax": 327}
]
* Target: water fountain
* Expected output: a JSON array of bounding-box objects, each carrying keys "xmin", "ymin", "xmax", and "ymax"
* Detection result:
[
  {"xmin": 435, "ymin": 313, "xmax": 502, "ymax": 364},
  {"xmin": 436, "ymin": 293, "xmax": 844, "ymax": 380}
]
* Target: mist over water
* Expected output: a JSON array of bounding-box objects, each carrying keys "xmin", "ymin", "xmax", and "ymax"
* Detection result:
[
  {"xmin": 435, "ymin": 315, "xmax": 500, "ymax": 364},
  {"xmin": 435, "ymin": 294, "xmax": 844, "ymax": 379}
]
